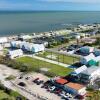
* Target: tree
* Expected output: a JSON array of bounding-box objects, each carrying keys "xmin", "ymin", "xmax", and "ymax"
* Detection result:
[
  {"xmin": 95, "ymin": 37, "xmax": 100, "ymax": 45},
  {"xmin": 20, "ymin": 64, "xmax": 28, "ymax": 72}
]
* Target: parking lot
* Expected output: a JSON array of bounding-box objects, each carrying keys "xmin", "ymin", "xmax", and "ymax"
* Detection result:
[{"xmin": 13, "ymin": 73, "xmax": 62, "ymax": 100}]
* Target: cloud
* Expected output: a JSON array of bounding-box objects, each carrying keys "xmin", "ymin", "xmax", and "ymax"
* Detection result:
[{"xmin": 39, "ymin": 0, "xmax": 100, "ymax": 3}]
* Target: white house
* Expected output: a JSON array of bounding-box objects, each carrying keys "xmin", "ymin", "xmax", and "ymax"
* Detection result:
[
  {"xmin": 20, "ymin": 42, "xmax": 30, "ymax": 50},
  {"xmin": 80, "ymin": 53, "xmax": 95, "ymax": 65},
  {"xmin": 21, "ymin": 42, "xmax": 45, "ymax": 53},
  {"xmin": 4, "ymin": 43, "xmax": 11, "ymax": 48},
  {"xmin": 11, "ymin": 40, "xmax": 45, "ymax": 53},
  {"xmin": 71, "ymin": 65, "xmax": 87, "ymax": 75},
  {"xmin": 8, "ymin": 49, "xmax": 23, "ymax": 59},
  {"xmin": 19, "ymin": 35, "xmax": 32, "ymax": 40},
  {"xmin": 80, "ymin": 66, "xmax": 100, "ymax": 84},
  {"xmin": 10, "ymin": 41, "xmax": 22, "ymax": 48},
  {"xmin": 95, "ymin": 56, "xmax": 100, "ymax": 62},
  {"xmin": 30, "ymin": 44, "xmax": 45, "ymax": 53},
  {"xmin": 0, "ymin": 37, "xmax": 8, "ymax": 44}
]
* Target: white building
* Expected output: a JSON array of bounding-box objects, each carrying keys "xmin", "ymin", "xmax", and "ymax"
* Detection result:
[
  {"xmin": 0, "ymin": 45, "xmax": 3, "ymax": 51},
  {"xmin": 19, "ymin": 35, "xmax": 32, "ymax": 40},
  {"xmin": 95, "ymin": 56, "xmax": 100, "ymax": 62},
  {"xmin": 4, "ymin": 43, "xmax": 11, "ymax": 48},
  {"xmin": 21, "ymin": 42, "xmax": 45, "ymax": 53},
  {"xmin": 11, "ymin": 40, "xmax": 45, "ymax": 53},
  {"xmin": 0, "ymin": 37, "xmax": 8, "ymax": 44},
  {"xmin": 8, "ymin": 49, "xmax": 23, "ymax": 59},
  {"xmin": 80, "ymin": 53, "xmax": 95, "ymax": 65},
  {"xmin": 80, "ymin": 66, "xmax": 100, "ymax": 84},
  {"xmin": 10, "ymin": 41, "xmax": 22, "ymax": 48},
  {"xmin": 71, "ymin": 65, "xmax": 87, "ymax": 75}
]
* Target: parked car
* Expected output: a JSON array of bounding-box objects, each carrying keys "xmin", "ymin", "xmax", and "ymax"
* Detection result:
[
  {"xmin": 36, "ymin": 80, "xmax": 44, "ymax": 85},
  {"xmin": 25, "ymin": 77, "xmax": 30, "ymax": 80},
  {"xmin": 75, "ymin": 95, "xmax": 84, "ymax": 99},
  {"xmin": 47, "ymin": 86, "xmax": 56, "ymax": 92},
  {"xmin": 18, "ymin": 82, "xmax": 26, "ymax": 87},
  {"xmin": 54, "ymin": 88, "xmax": 62, "ymax": 95},
  {"xmin": 33, "ymin": 78, "xmax": 39, "ymax": 83},
  {"xmin": 18, "ymin": 76, "xmax": 23, "ymax": 79}
]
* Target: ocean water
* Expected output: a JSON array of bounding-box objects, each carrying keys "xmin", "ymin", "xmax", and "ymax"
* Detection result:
[{"xmin": 0, "ymin": 11, "xmax": 100, "ymax": 36}]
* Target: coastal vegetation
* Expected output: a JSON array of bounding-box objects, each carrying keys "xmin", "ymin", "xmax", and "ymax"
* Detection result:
[
  {"xmin": 86, "ymin": 90, "xmax": 100, "ymax": 100},
  {"xmin": 47, "ymin": 37, "xmax": 70, "ymax": 48},
  {"xmin": 0, "ymin": 83, "xmax": 26, "ymax": 100}
]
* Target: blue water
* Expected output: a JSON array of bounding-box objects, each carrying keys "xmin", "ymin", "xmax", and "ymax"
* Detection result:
[{"xmin": 0, "ymin": 11, "xmax": 100, "ymax": 36}]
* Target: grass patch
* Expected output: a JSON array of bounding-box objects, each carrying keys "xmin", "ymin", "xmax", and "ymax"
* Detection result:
[
  {"xmin": 6, "ymin": 75, "xmax": 16, "ymax": 80},
  {"xmin": 16, "ymin": 56, "xmax": 73, "ymax": 77},
  {"xmin": 37, "ymin": 51, "xmax": 80, "ymax": 65},
  {"xmin": 0, "ymin": 90, "xmax": 26, "ymax": 100},
  {"xmin": 0, "ymin": 90, "xmax": 12, "ymax": 100}
]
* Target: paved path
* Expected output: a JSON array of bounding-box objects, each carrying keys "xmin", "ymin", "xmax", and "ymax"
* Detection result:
[{"xmin": 24, "ymin": 54, "xmax": 70, "ymax": 68}]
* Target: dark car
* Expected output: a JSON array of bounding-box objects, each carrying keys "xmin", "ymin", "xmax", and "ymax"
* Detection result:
[
  {"xmin": 36, "ymin": 80, "xmax": 44, "ymax": 85},
  {"xmin": 18, "ymin": 82, "xmax": 26, "ymax": 87},
  {"xmin": 33, "ymin": 78, "xmax": 39, "ymax": 83}
]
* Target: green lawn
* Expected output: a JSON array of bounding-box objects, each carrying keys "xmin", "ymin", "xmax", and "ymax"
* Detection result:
[
  {"xmin": 0, "ymin": 90, "xmax": 10, "ymax": 99},
  {"xmin": 16, "ymin": 56, "xmax": 73, "ymax": 77},
  {"xmin": 0, "ymin": 90, "xmax": 26, "ymax": 100},
  {"xmin": 36, "ymin": 51, "xmax": 80, "ymax": 65}
]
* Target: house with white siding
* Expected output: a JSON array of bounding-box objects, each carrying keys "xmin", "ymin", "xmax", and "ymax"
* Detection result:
[
  {"xmin": 80, "ymin": 66, "xmax": 100, "ymax": 84},
  {"xmin": 80, "ymin": 53, "xmax": 95, "ymax": 65},
  {"xmin": 19, "ymin": 35, "xmax": 32, "ymax": 40},
  {"xmin": 0, "ymin": 37, "xmax": 8, "ymax": 44},
  {"xmin": 8, "ymin": 49, "xmax": 23, "ymax": 59},
  {"xmin": 71, "ymin": 65, "xmax": 87, "ymax": 76},
  {"xmin": 10, "ymin": 41, "xmax": 22, "ymax": 48}
]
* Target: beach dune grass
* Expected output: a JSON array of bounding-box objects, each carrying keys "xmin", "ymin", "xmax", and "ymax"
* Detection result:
[{"xmin": 16, "ymin": 56, "xmax": 73, "ymax": 76}]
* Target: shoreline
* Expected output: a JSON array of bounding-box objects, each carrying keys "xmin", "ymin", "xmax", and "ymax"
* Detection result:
[{"xmin": 0, "ymin": 23, "xmax": 100, "ymax": 38}]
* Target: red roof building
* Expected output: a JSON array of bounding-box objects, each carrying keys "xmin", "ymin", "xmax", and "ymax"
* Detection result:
[{"xmin": 56, "ymin": 78, "xmax": 68, "ymax": 85}]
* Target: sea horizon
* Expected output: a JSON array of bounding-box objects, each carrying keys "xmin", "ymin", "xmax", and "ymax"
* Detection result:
[{"xmin": 0, "ymin": 11, "xmax": 100, "ymax": 36}]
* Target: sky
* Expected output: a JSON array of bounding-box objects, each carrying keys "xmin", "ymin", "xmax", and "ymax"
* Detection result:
[{"xmin": 0, "ymin": 0, "xmax": 100, "ymax": 11}]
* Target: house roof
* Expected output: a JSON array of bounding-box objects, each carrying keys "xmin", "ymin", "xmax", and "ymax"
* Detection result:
[
  {"xmin": 66, "ymin": 82, "xmax": 85, "ymax": 90},
  {"xmin": 81, "ymin": 66, "xmax": 100, "ymax": 75},
  {"xmin": 56, "ymin": 78, "xmax": 68, "ymax": 85},
  {"xmin": 8, "ymin": 49, "xmax": 23, "ymax": 55},
  {"xmin": 72, "ymin": 65, "xmax": 87, "ymax": 75},
  {"xmin": 81, "ymin": 53, "xmax": 95, "ymax": 63}
]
